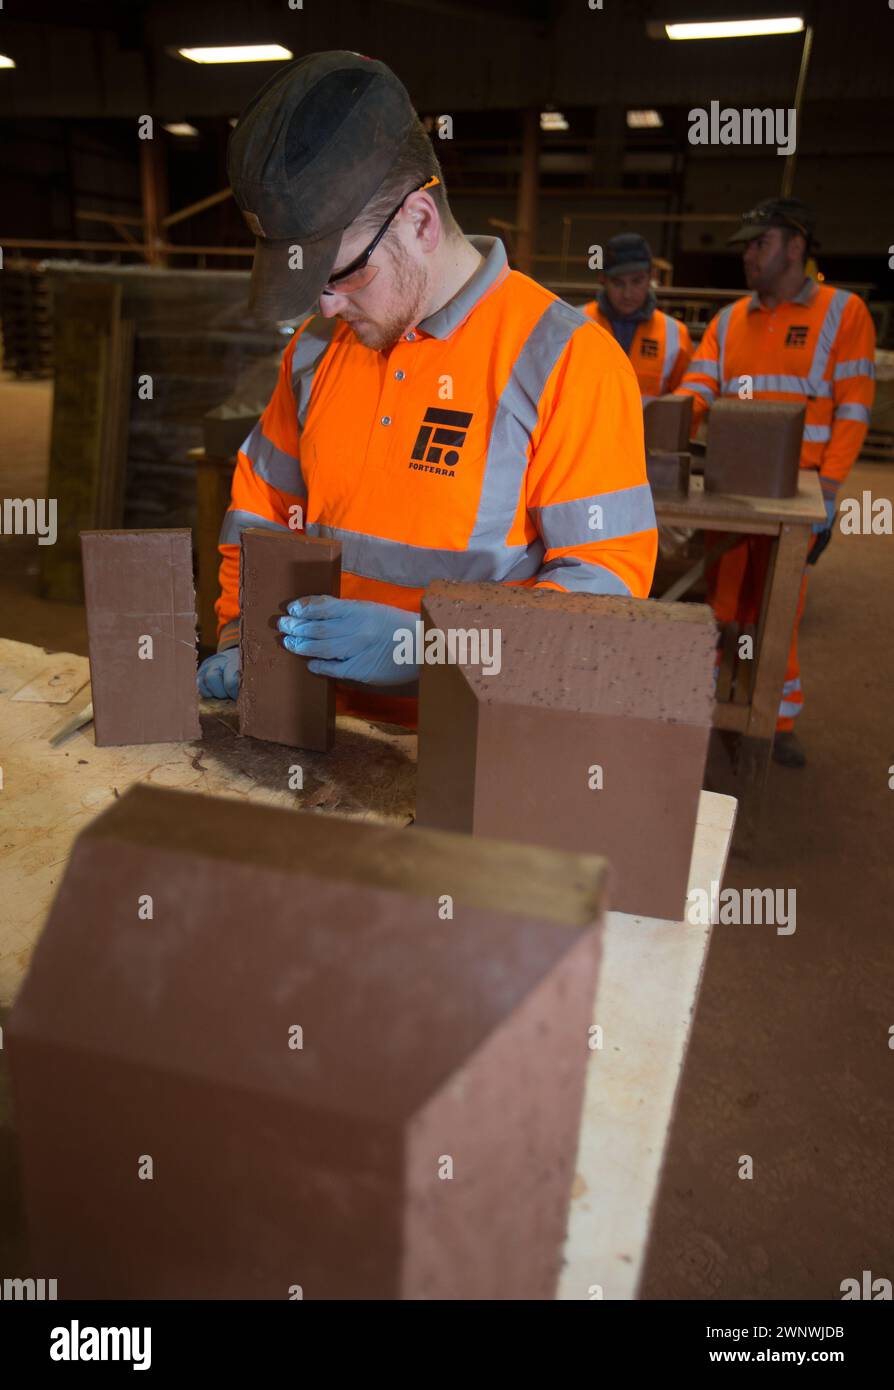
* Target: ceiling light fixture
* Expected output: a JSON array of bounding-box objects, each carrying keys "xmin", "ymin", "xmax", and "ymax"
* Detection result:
[
  {"xmin": 665, "ymin": 17, "xmax": 803, "ymax": 40},
  {"xmin": 177, "ymin": 44, "xmax": 293, "ymax": 64}
]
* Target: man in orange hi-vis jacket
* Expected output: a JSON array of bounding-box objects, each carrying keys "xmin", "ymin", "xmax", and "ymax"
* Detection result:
[
  {"xmin": 582, "ymin": 233, "xmax": 693, "ymax": 402},
  {"xmin": 197, "ymin": 51, "xmax": 657, "ymax": 726},
  {"xmin": 675, "ymin": 198, "xmax": 876, "ymax": 768}
]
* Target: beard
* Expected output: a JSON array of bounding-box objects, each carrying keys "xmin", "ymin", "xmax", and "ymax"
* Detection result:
[
  {"xmin": 744, "ymin": 243, "xmax": 790, "ymax": 292},
  {"xmin": 343, "ymin": 238, "xmax": 430, "ymax": 351}
]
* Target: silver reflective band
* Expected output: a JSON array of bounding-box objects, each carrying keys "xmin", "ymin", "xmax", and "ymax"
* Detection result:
[
  {"xmin": 833, "ymin": 358, "xmax": 875, "ymax": 381},
  {"xmin": 808, "ymin": 289, "xmax": 850, "ymax": 386},
  {"xmin": 219, "ymin": 508, "xmax": 291, "ymax": 546},
  {"xmin": 722, "ymin": 373, "xmax": 832, "ymax": 397},
  {"xmin": 802, "ymin": 424, "xmax": 831, "ymax": 442},
  {"xmin": 242, "ymin": 423, "xmax": 305, "ymax": 494},
  {"xmin": 834, "ymin": 402, "xmax": 871, "ymax": 424},
  {"xmin": 533, "ymin": 483, "xmax": 656, "ymax": 548},
  {"xmin": 536, "ymin": 556, "xmax": 633, "ymax": 596},
  {"xmin": 469, "ymin": 298, "xmax": 585, "ymax": 550},
  {"xmin": 305, "ymin": 521, "xmax": 543, "ymax": 589},
  {"xmin": 660, "ymin": 315, "xmax": 681, "ymax": 393},
  {"xmin": 689, "ymin": 358, "xmax": 720, "ymax": 380},
  {"xmin": 715, "ymin": 303, "xmax": 736, "ymax": 381}
]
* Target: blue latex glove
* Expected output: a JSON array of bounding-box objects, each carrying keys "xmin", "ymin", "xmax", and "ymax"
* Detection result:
[
  {"xmin": 278, "ymin": 596, "xmax": 419, "ymax": 686},
  {"xmin": 197, "ymin": 647, "xmax": 241, "ymax": 699},
  {"xmin": 813, "ymin": 495, "xmax": 837, "ymax": 534}
]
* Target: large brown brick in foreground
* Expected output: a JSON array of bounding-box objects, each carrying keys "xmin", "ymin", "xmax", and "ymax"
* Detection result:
[
  {"xmin": 8, "ymin": 785, "xmax": 605, "ymax": 1299},
  {"xmin": 239, "ymin": 528, "xmax": 341, "ymax": 751},
  {"xmin": 415, "ymin": 582, "xmax": 717, "ymax": 920},
  {"xmin": 81, "ymin": 529, "xmax": 201, "ymax": 746}
]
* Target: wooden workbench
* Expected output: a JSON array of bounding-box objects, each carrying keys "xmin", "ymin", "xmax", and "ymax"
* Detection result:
[
  {"xmin": 655, "ymin": 469, "xmax": 826, "ymax": 844},
  {"xmin": 0, "ymin": 639, "xmax": 735, "ymax": 1299}
]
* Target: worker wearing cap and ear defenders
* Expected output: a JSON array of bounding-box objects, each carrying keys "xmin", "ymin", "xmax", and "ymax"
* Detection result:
[
  {"xmin": 675, "ymin": 197, "xmax": 876, "ymax": 768},
  {"xmin": 198, "ymin": 51, "xmax": 658, "ymax": 726},
  {"xmin": 581, "ymin": 234, "xmax": 693, "ymax": 402}
]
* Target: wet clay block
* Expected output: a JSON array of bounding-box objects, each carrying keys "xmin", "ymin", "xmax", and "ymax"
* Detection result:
[
  {"xmin": 643, "ymin": 395, "xmax": 692, "ymax": 454},
  {"xmin": 238, "ymin": 528, "xmax": 341, "ymax": 751},
  {"xmin": 647, "ymin": 450, "xmax": 691, "ymax": 496},
  {"xmin": 7, "ymin": 783, "xmax": 606, "ymax": 1300},
  {"xmin": 80, "ymin": 529, "xmax": 200, "ymax": 746},
  {"xmin": 704, "ymin": 399, "xmax": 805, "ymax": 498},
  {"xmin": 415, "ymin": 581, "xmax": 717, "ymax": 920}
]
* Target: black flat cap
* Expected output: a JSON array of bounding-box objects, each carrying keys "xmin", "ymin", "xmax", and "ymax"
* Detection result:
[{"xmin": 228, "ymin": 51, "xmax": 417, "ymax": 321}]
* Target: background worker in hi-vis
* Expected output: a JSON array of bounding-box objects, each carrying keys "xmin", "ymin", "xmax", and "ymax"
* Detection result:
[
  {"xmin": 197, "ymin": 50, "xmax": 658, "ymax": 727},
  {"xmin": 675, "ymin": 198, "xmax": 876, "ymax": 768},
  {"xmin": 582, "ymin": 233, "xmax": 694, "ymax": 402}
]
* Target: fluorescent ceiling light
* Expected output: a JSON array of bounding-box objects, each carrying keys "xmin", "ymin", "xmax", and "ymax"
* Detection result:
[
  {"xmin": 0, "ymin": 54, "xmax": 16, "ymax": 69},
  {"xmin": 177, "ymin": 44, "xmax": 293, "ymax": 64},
  {"xmin": 540, "ymin": 111, "xmax": 569, "ymax": 131},
  {"xmin": 627, "ymin": 109, "xmax": 663, "ymax": 128},
  {"xmin": 666, "ymin": 17, "xmax": 803, "ymax": 40},
  {"xmin": 164, "ymin": 122, "xmax": 200, "ymax": 137}
]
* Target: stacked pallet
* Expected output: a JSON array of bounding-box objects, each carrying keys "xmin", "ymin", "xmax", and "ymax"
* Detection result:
[
  {"xmin": 43, "ymin": 264, "xmax": 283, "ymax": 535},
  {"xmin": 39, "ymin": 281, "xmax": 135, "ymax": 602},
  {"xmin": 0, "ymin": 260, "xmax": 53, "ymax": 378}
]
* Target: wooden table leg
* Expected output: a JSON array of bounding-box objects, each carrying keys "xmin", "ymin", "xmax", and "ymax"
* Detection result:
[
  {"xmin": 735, "ymin": 522, "xmax": 812, "ymax": 850},
  {"xmin": 195, "ymin": 453, "xmax": 236, "ymax": 652}
]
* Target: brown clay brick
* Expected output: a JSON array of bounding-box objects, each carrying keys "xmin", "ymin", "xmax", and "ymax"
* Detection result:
[
  {"xmin": 238, "ymin": 528, "xmax": 341, "ymax": 751},
  {"xmin": 704, "ymin": 399, "xmax": 805, "ymax": 498},
  {"xmin": 80, "ymin": 529, "xmax": 200, "ymax": 746},
  {"xmin": 643, "ymin": 395, "xmax": 692, "ymax": 453},
  {"xmin": 7, "ymin": 784, "xmax": 606, "ymax": 1299},
  {"xmin": 647, "ymin": 450, "xmax": 691, "ymax": 496},
  {"xmin": 415, "ymin": 581, "xmax": 717, "ymax": 920}
]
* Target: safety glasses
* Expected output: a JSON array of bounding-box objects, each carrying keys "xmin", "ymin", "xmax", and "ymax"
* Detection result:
[{"xmin": 321, "ymin": 176, "xmax": 441, "ymax": 295}]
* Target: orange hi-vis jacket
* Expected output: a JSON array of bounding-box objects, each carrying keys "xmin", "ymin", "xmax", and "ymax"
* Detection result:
[
  {"xmin": 675, "ymin": 278, "xmax": 876, "ymax": 497},
  {"xmin": 582, "ymin": 301, "xmax": 694, "ymax": 401},
  {"xmin": 216, "ymin": 237, "xmax": 658, "ymax": 667}
]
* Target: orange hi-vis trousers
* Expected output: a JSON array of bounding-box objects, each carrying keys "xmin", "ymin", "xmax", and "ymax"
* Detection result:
[{"xmin": 708, "ymin": 536, "xmax": 809, "ymax": 731}]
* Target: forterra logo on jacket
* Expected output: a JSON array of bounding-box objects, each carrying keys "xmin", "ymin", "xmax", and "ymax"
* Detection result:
[{"xmin": 409, "ymin": 407, "xmax": 473, "ymax": 477}]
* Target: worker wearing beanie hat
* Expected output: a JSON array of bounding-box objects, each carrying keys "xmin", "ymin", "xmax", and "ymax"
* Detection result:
[{"xmin": 582, "ymin": 234, "xmax": 693, "ymax": 402}]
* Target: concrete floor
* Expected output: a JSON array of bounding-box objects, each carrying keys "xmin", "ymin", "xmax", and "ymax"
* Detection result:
[{"xmin": 1, "ymin": 371, "xmax": 891, "ymax": 1296}]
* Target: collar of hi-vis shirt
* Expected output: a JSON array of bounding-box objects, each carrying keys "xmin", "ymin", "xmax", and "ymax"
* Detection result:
[
  {"xmin": 747, "ymin": 276, "xmax": 819, "ymax": 313},
  {"xmin": 414, "ymin": 235, "xmax": 510, "ymax": 338}
]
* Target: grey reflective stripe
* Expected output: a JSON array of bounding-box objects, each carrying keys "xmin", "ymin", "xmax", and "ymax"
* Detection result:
[
  {"xmin": 688, "ymin": 358, "xmax": 720, "ymax": 380},
  {"xmin": 808, "ymin": 289, "xmax": 850, "ymax": 389},
  {"xmin": 682, "ymin": 382, "xmax": 715, "ymax": 402},
  {"xmin": 219, "ymin": 508, "xmax": 291, "ymax": 546},
  {"xmin": 722, "ymin": 372, "xmax": 832, "ymax": 397},
  {"xmin": 305, "ymin": 521, "xmax": 543, "ymax": 588},
  {"xmin": 715, "ymin": 303, "xmax": 735, "ymax": 380},
  {"xmin": 782, "ymin": 678, "xmax": 801, "ymax": 695},
  {"xmin": 291, "ymin": 314, "xmax": 339, "ymax": 429},
  {"xmin": 242, "ymin": 422, "xmax": 305, "ymax": 494},
  {"xmin": 803, "ymin": 424, "xmax": 831, "ymax": 442},
  {"xmin": 778, "ymin": 699, "xmax": 802, "ymax": 718},
  {"xmin": 536, "ymin": 557, "xmax": 632, "ymax": 596},
  {"xmin": 469, "ymin": 298, "xmax": 585, "ymax": 548},
  {"xmin": 533, "ymin": 482, "xmax": 656, "ymax": 548},
  {"xmin": 834, "ymin": 402, "xmax": 871, "ymax": 424},
  {"xmin": 660, "ymin": 315, "xmax": 681, "ymax": 392},
  {"xmin": 833, "ymin": 357, "xmax": 875, "ymax": 381}
]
